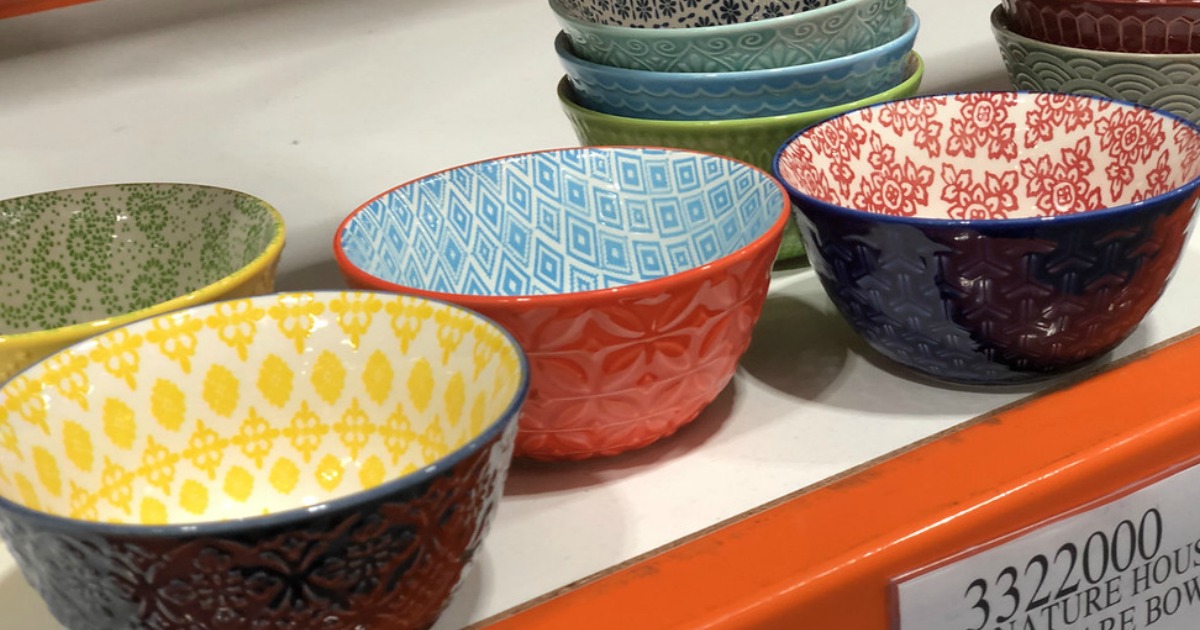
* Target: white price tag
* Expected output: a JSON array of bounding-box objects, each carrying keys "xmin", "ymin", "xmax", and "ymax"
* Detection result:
[{"xmin": 895, "ymin": 461, "xmax": 1200, "ymax": 630}]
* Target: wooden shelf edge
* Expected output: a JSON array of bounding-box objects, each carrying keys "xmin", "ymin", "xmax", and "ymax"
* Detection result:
[{"xmin": 476, "ymin": 327, "xmax": 1200, "ymax": 629}]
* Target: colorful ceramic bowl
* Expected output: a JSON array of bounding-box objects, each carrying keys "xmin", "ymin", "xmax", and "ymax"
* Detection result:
[
  {"xmin": 559, "ymin": 52, "xmax": 926, "ymax": 261},
  {"xmin": 557, "ymin": 9, "xmax": 918, "ymax": 121},
  {"xmin": 1002, "ymin": 0, "xmax": 1200, "ymax": 54},
  {"xmin": 992, "ymin": 6, "xmax": 1200, "ymax": 123},
  {"xmin": 551, "ymin": 0, "xmax": 908, "ymax": 72},
  {"xmin": 774, "ymin": 92, "xmax": 1200, "ymax": 384},
  {"xmin": 0, "ymin": 183, "xmax": 286, "ymax": 384},
  {"xmin": 552, "ymin": 0, "xmax": 843, "ymax": 27},
  {"xmin": 0, "ymin": 291, "xmax": 528, "ymax": 629},
  {"xmin": 334, "ymin": 147, "xmax": 789, "ymax": 460}
]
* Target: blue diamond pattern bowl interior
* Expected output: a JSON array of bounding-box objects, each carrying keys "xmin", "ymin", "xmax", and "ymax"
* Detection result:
[
  {"xmin": 773, "ymin": 92, "xmax": 1200, "ymax": 385},
  {"xmin": 555, "ymin": 8, "xmax": 919, "ymax": 121},
  {"xmin": 550, "ymin": 0, "xmax": 909, "ymax": 73},
  {"xmin": 335, "ymin": 147, "xmax": 787, "ymax": 297}
]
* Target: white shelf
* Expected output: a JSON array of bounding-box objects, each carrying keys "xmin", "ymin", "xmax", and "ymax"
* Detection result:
[{"xmin": 2, "ymin": 0, "xmax": 1177, "ymax": 627}]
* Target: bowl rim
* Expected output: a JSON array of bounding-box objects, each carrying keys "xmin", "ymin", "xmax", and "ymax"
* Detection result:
[
  {"xmin": 0, "ymin": 182, "xmax": 287, "ymax": 353},
  {"xmin": 333, "ymin": 146, "xmax": 791, "ymax": 307},
  {"xmin": 1007, "ymin": 0, "xmax": 1200, "ymax": 11},
  {"xmin": 555, "ymin": 8, "xmax": 919, "ymax": 85},
  {"xmin": 549, "ymin": 0, "xmax": 888, "ymax": 36},
  {"xmin": 556, "ymin": 51, "xmax": 926, "ymax": 129},
  {"xmin": 772, "ymin": 90, "xmax": 1200, "ymax": 230},
  {"xmin": 0, "ymin": 290, "xmax": 531, "ymax": 537},
  {"xmin": 991, "ymin": 4, "xmax": 1200, "ymax": 61}
]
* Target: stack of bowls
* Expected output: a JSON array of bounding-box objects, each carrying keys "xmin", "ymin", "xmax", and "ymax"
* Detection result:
[
  {"xmin": 549, "ymin": 0, "xmax": 925, "ymax": 259},
  {"xmin": 992, "ymin": 0, "xmax": 1200, "ymax": 122}
]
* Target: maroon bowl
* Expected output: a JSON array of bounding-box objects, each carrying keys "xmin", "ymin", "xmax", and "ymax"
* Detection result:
[{"xmin": 1001, "ymin": 0, "xmax": 1200, "ymax": 54}]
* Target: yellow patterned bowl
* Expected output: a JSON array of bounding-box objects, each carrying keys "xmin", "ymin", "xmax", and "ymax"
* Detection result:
[
  {"xmin": 0, "ymin": 291, "xmax": 528, "ymax": 630},
  {"xmin": 0, "ymin": 183, "xmax": 287, "ymax": 384}
]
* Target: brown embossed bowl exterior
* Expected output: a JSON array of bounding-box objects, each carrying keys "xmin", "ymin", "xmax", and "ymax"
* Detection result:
[{"xmin": 1001, "ymin": 0, "xmax": 1200, "ymax": 54}]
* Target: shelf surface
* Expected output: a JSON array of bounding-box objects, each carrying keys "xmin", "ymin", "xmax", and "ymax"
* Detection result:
[{"xmin": 0, "ymin": 0, "xmax": 1187, "ymax": 627}]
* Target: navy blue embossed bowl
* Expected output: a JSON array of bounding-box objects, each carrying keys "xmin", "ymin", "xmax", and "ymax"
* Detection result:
[
  {"xmin": 774, "ymin": 92, "xmax": 1200, "ymax": 384},
  {"xmin": 0, "ymin": 291, "xmax": 528, "ymax": 629}
]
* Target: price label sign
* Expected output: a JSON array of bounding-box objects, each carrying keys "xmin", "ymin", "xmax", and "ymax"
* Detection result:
[{"xmin": 895, "ymin": 461, "xmax": 1200, "ymax": 630}]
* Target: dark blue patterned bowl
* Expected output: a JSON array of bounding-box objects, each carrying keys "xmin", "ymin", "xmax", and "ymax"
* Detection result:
[
  {"xmin": 0, "ymin": 291, "xmax": 528, "ymax": 629},
  {"xmin": 774, "ymin": 92, "xmax": 1200, "ymax": 384}
]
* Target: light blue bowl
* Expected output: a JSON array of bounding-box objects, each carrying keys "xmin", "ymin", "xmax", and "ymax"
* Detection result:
[
  {"xmin": 550, "ymin": 0, "xmax": 908, "ymax": 73},
  {"xmin": 335, "ymin": 147, "xmax": 789, "ymax": 296},
  {"xmin": 555, "ymin": 9, "xmax": 919, "ymax": 121}
]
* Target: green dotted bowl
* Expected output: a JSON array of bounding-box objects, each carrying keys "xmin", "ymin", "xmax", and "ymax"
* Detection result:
[
  {"xmin": 0, "ymin": 183, "xmax": 286, "ymax": 383},
  {"xmin": 558, "ymin": 52, "xmax": 925, "ymax": 260}
]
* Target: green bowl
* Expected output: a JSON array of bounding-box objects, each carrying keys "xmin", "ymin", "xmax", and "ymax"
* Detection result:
[
  {"xmin": 558, "ymin": 52, "xmax": 925, "ymax": 261},
  {"xmin": 991, "ymin": 6, "xmax": 1200, "ymax": 123}
]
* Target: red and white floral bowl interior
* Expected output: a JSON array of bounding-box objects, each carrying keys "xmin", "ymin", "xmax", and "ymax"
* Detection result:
[{"xmin": 777, "ymin": 92, "xmax": 1200, "ymax": 220}]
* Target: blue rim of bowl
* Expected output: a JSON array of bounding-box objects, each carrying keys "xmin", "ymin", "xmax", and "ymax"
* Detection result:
[
  {"xmin": 0, "ymin": 182, "xmax": 287, "ymax": 354},
  {"xmin": 549, "ymin": 0, "xmax": 886, "ymax": 35},
  {"xmin": 772, "ymin": 91, "xmax": 1200, "ymax": 230},
  {"xmin": 555, "ymin": 8, "xmax": 919, "ymax": 85},
  {"xmin": 333, "ymin": 146, "xmax": 792, "ymax": 307},
  {"xmin": 0, "ymin": 290, "xmax": 531, "ymax": 537}
]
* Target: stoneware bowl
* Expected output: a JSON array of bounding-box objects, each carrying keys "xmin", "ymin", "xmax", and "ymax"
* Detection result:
[
  {"xmin": 0, "ymin": 183, "xmax": 286, "ymax": 384},
  {"xmin": 992, "ymin": 6, "xmax": 1200, "ymax": 123},
  {"xmin": 0, "ymin": 291, "xmax": 528, "ymax": 629},
  {"xmin": 774, "ymin": 92, "xmax": 1200, "ymax": 384},
  {"xmin": 558, "ymin": 52, "xmax": 926, "ymax": 261},
  {"xmin": 551, "ymin": 0, "xmax": 908, "ymax": 72},
  {"xmin": 334, "ymin": 147, "xmax": 789, "ymax": 460},
  {"xmin": 556, "ymin": 9, "xmax": 918, "ymax": 121},
  {"xmin": 1001, "ymin": 0, "xmax": 1200, "ymax": 54}
]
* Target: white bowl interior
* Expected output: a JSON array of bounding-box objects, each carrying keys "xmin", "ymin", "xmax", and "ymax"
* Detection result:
[
  {"xmin": 778, "ymin": 93, "xmax": 1200, "ymax": 220},
  {"xmin": 0, "ymin": 184, "xmax": 280, "ymax": 336}
]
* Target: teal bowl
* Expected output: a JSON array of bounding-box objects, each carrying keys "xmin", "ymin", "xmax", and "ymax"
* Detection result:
[{"xmin": 550, "ymin": 0, "xmax": 908, "ymax": 73}]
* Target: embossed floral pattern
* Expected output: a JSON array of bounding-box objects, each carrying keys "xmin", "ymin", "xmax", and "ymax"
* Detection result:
[{"xmin": 336, "ymin": 147, "xmax": 786, "ymax": 460}]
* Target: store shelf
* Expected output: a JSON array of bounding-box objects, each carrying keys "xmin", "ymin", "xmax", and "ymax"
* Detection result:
[{"xmin": 1, "ymin": 0, "xmax": 1195, "ymax": 628}]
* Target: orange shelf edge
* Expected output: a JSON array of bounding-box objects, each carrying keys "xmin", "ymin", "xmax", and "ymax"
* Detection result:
[
  {"xmin": 478, "ymin": 328, "xmax": 1200, "ymax": 629},
  {"xmin": 0, "ymin": 0, "xmax": 96, "ymax": 19}
]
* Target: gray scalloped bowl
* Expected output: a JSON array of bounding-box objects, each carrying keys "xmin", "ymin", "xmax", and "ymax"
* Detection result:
[{"xmin": 991, "ymin": 5, "xmax": 1200, "ymax": 123}]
